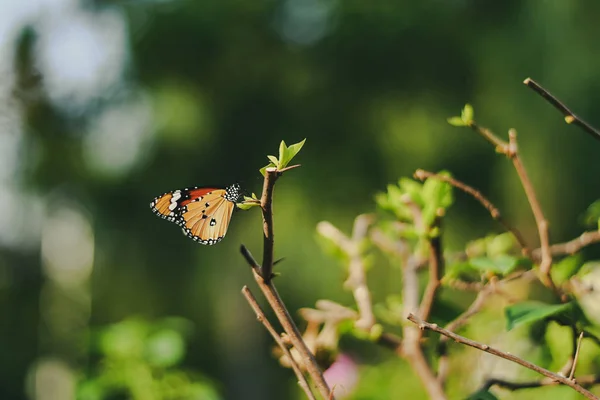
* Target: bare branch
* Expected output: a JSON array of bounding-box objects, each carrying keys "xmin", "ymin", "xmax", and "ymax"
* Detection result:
[
  {"xmin": 407, "ymin": 313, "xmax": 599, "ymax": 400},
  {"xmin": 524, "ymin": 78, "xmax": 600, "ymax": 142},
  {"xmin": 505, "ymin": 130, "xmax": 555, "ymax": 291},
  {"xmin": 260, "ymin": 168, "xmax": 279, "ymax": 282},
  {"xmin": 240, "ymin": 246, "xmax": 332, "ymax": 399},
  {"xmin": 400, "ymin": 198, "xmax": 447, "ymax": 399},
  {"xmin": 241, "ymin": 286, "xmax": 317, "ymax": 400},
  {"xmin": 532, "ymin": 230, "xmax": 600, "ymax": 260},
  {"xmin": 419, "ymin": 209, "xmax": 445, "ymax": 321},
  {"xmin": 570, "ymin": 331, "xmax": 585, "ymax": 380},
  {"xmin": 317, "ymin": 215, "xmax": 375, "ymax": 331},
  {"xmin": 483, "ymin": 374, "xmax": 600, "ymax": 392},
  {"xmin": 414, "ymin": 169, "xmax": 530, "ymax": 256}
]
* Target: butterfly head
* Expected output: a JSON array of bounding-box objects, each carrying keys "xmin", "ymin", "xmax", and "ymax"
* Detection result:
[{"xmin": 225, "ymin": 183, "xmax": 242, "ymax": 203}]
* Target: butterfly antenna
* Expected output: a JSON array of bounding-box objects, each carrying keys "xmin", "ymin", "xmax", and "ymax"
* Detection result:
[{"xmin": 273, "ymin": 257, "xmax": 285, "ymax": 266}]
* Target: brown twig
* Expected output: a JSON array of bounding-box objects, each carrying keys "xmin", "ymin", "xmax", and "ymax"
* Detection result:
[
  {"xmin": 532, "ymin": 230, "xmax": 600, "ymax": 260},
  {"xmin": 240, "ymin": 246, "xmax": 333, "ymax": 399},
  {"xmin": 505, "ymin": 130, "xmax": 555, "ymax": 290},
  {"xmin": 316, "ymin": 215, "xmax": 375, "ymax": 331},
  {"xmin": 241, "ymin": 286, "xmax": 317, "ymax": 400},
  {"xmin": 260, "ymin": 167, "xmax": 278, "ymax": 282},
  {"xmin": 482, "ymin": 374, "xmax": 600, "ymax": 391},
  {"xmin": 523, "ymin": 78, "xmax": 600, "ymax": 142},
  {"xmin": 414, "ymin": 169, "xmax": 530, "ymax": 256},
  {"xmin": 469, "ymin": 122, "xmax": 508, "ymax": 152},
  {"xmin": 403, "ymin": 257, "xmax": 447, "ymax": 400},
  {"xmin": 407, "ymin": 313, "xmax": 599, "ymax": 400},
  {"xmin": 570, "ymin": 331, "xmax": 585, "ymax": 380},
  {"xmin": 419, "ymin": 209, "xmax": 445, "ymax": 321}
]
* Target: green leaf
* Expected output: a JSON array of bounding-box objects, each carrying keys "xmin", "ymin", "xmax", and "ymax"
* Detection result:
[
  {"xmin": 552, "ymin": 254, "xmax": 584, "ymax": 284},
  {"xmin": 284, "ymin": 138, "xmax": 306, "ymax": 166},
  {"xmin": 259, "ymin": 162, "xmax": 277, "ymax": 176},
  {"xmin": 461, "ymin": 104, "xmax": 474, "ymax": 124},
  {"xmin": 444, "ymin": 261, "xmax": 480, "ymax": 282},
  {"xmin": 421, "ymin": 171, "xmax": 453, "ymax": 226},
  {"xmin": 467, "ymin": 389, "xmax": 498, "ymax": 400},
  {"xmin": 267, "ymin": 155, "xmax": 279, "ymax": 166},
  {"xmin": 487, "ymin": 233, "xmax": 516, "ymax": 258},
  {"xmin": 398, "ymin": 178, "xmax": 423, "ymax": 205},
  {"xmin": 505, "ymin": 301, "xmax": 573, "ymax": 331},
  {"xmin": 278, "ymin": 140, "xmax": 287, "ymax": 162},
  {"xmin": 145, "ymin": 329, "xmax": 185, "ymax": 368},
  {"xmin": 582, "ymin": 200, "xmax": 600, "ymax": 228},
  {"xmin": 469, "ymin": 254, "xmax": 519, "ymax": 275},
  {"xmin": 447, "ymin": 116, "xmax": 466, "ymax": 127},
  {"xmin": 236, "ymin": 202, "xmax": 259, "ymax": 210}
]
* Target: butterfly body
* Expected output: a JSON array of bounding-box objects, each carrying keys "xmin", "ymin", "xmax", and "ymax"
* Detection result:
[{"xmin": 150, "ymin": 184, "xmax": 242, "ymax": 245}]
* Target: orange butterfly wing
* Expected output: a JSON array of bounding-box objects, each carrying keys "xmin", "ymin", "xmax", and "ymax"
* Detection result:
[
  {"xmin": 179, "ymin": 189, "xmax": 236, "ymax": 245},
  {"xmin": 150, "ymin": 184, "xmax": 241, "ymax": 245}
]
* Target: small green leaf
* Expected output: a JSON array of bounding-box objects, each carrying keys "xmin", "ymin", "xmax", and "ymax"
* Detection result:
[
  {"xmin": 259, "ymin": 162, "xmax": 277, "ymax": 176},
  {"xmin": 487, "ymin": 233, "xmax": 516, "ymax": 258},
  {"xmin": 398, "ymin": 178, "xmax": 423, "ymax": 205},
  {"xmin": 145, "ymin": 329, "xmax": 185, "ymax": 368},
  {"xmin": 267, "ymin": 155, "xmax": 279, "ymax": 166},
  {"xmin": 284, "ymin": 138, "xmax": 306, "ymax": 164},
  {"xmin": 467, "ymin": 389, "xmax": 498, "ymax": 400},
  {"xmin": 444, "ymin": 262, "xmax": 480, "ymax": 282},
  {"xmin": 552, "ymin": 254, "xmax": 584, "ymax": 284},
  {"xmin": 447, "ymin": 116, "xmax": 466, "ymax": 127},
  {"xmin": 469, "ymin": 255, "xmax": 519, "ymax": 275},
  {"xmin": 505, "ymin": 301, "xmax": 573, "ymax": 331},
  {"xmin": 461, "ymin": 104, "xmax": 474, "ymax": 124},
  {"xmin": 582, "ymin": 200, "xmax": 600, "ymax": 228},
  {"xmin": 237, "ymin": 201, "xmax": 259, "ymax": 210},
  {"xmin": 278, "ymin": 140, "xmax": 288, "ymax": 166},
  {"xmin": 421, "ymin": 172, "xmax": 453, "ymax": 226}
]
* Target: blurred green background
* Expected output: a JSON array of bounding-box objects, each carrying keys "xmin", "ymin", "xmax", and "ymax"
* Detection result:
[{"xmin": 2, "ymin": 1, "xmax": 600, "ymax": 399}]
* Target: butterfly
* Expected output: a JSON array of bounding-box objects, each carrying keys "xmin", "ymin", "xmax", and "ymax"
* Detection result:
[{"xmin": 150, "ymin": 183, "xmax": 242, "ymax": 245}]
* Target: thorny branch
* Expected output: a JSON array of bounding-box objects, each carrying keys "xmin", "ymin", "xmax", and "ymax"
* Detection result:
[
  {"xmin": 241, "ymin": 286, "xmax": 317, "ymax": 400},
  {"xmin": 407, "ymin": 314, "xmax": 599, "ymax": 400},
  {"xmin": 240, "ymin": 164, "xmax": 332, "ymax": 400},
  {"xmin": 240, "ymin": 246, "xmax": 333, "ymax": 399}
]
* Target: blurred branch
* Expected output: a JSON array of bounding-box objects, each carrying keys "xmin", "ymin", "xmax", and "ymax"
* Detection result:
[
  {"xmin": 524, "ymin": 77, "xmax": 600, "ymax": 142},
  {"xmin": 241, "ymin": 286, "xmax": 317, "ymax": 400},
  {"xmin": 407, "ymin": 314, "xmax": 599, "ymax": 400},
  {"xmin": 506, "ymin": 130, "xmax": 554, "ymax": 290},
  {"xmin": 570, "ymin": 331, "xmax": 585, "ymax": 380},
  {"xmin": 240, "ymin": 247, "xmax": 332, "ymax": 399},
  {"xmin": 468, "ymin": 120, "xmax": 556, "ymax": 292},
  {"xmin": 300, "ymin": 300, "xmax": 403, "ymax": 354},
  {"xmin": 316, "ymin": 215, "xmax": 375, "ymax": 331},
  {"xmin": 414, "ymin": 169, "xmax": 530, "ymax": 256},
  {"xmin": 401, "ymin": 200, "xmax": 447, "ymax": 400},
  {"xmin": 419, "ymin": 210, "xmax": 445, "ymax": 321},
  {"xmin": 532, "ymin": 230, "xmax": 600, "ymax": 260}
]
